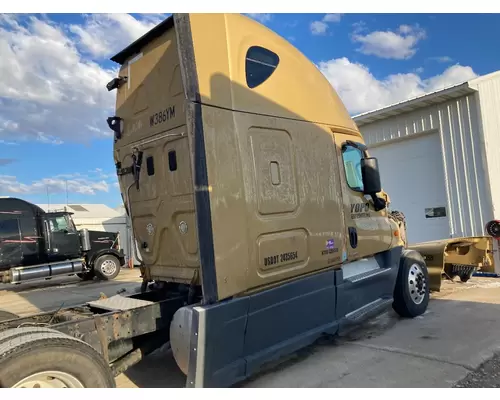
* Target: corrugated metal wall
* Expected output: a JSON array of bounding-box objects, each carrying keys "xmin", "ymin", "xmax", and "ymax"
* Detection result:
[
  {"xmin": 359, "ymin": 93, "xmax": 492, "ymax": 239},
  {"xmin": 470, "ymin": 75, "xmax": 500, "ymax": 221}
]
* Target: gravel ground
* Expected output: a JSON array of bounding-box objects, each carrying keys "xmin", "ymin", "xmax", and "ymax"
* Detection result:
[{"xmin": 454, "ymin": 352, "xmax": 500, "ymax": 388}]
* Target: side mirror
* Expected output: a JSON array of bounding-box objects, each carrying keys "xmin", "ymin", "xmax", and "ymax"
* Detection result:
[{"xmin": 361, "ymin": 157, "xmax": 382, "ymax": 195}]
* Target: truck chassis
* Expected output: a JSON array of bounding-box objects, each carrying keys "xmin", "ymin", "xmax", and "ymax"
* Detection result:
[{"xmin": 0, "ymin": 283, "xmax": 186, "ymax": 388}]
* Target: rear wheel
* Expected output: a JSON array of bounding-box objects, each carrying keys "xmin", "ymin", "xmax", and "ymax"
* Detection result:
[
  {"xmin": 94, "ymin": 255, "xmax": 121, "ymax": 281},
  {"xmin": 393, "ymin": 249, "xmax": 430, "ymax": 318},
  {"xmin": 459, "ymin": 267, "xmax": 477, "ymax": 283},
  {"xmin": 0, "ymin": 327, "xmax": 115, "ymax": 388}
]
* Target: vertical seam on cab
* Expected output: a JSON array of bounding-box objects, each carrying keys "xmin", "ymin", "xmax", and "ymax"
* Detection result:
[{"xmin": 174, "ymin": 14, "xmax": 218, "ymax": 304}]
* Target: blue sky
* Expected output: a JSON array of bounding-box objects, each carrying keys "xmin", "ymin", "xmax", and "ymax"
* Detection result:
[{"xmin": 0, "ymin": 13, "xmax": 499, "ymax": 208}]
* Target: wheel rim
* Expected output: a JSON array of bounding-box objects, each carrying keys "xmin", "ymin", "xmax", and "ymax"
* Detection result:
[
  {"xmin": 13, "ymin": 371, "xmax": 84, "ymax": 388},
  {"xmin": 408, "ymin": 263, "xmax": 427, "ymax": 305},
  {"xmin": 100, "ymin": 259, "xmax": 117, "ymax": 276}
]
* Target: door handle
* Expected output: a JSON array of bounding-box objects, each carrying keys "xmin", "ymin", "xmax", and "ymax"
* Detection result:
[{"xmin": 348, "ymin": 227, "xmax": 358, "ymax": 249}]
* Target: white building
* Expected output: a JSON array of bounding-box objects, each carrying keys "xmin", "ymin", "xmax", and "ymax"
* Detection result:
[
  {"xmin": 37, "ymin": 203, "xmax": 132, "ymax": 264},
  {"xmin": 352, "ymin": 70, "xmax": 500, "ymax": 246},
  {"xmin": 114, "ymin": 204, "xmax": 143, "ymax": 266}
]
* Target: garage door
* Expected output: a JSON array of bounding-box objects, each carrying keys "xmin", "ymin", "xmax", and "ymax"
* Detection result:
[{"xmin": 368, "ymin": 132, "xmax": 450, "ymax": 244}]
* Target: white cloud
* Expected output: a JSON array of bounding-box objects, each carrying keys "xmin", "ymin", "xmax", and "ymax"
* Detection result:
[
  {"xmin": 352, "ymin": 24, "xmax": 426, "ymax": 60},
  {"xmin": 311, "ymin": 13, "xmax": 342, "ymax": 35},
  {"xmin": 310, "ymin": 21, "xmax": 329, "ymax": 35},
  {"xmin": 245, "ymin": 14, "xmax": 272, "ymax": 24},
  {"xmin": 0, "ymin": 14, "xmax": 166, "ymax": 145},
  {"xmin": 352, "ymin": 21, "xmax": 367, "ymax": 34},
  {"xmin": 0, "ymin": 173, "xmax": 113, "ymax": 196},
  {"xmin": 323, "ymin": 14, "xmax": 342, "ymax": 23},
  {"xmin": 88, "ymin": 168, "xmax": 114, "ymax": 180},
  {"xmin": 430, "ymin": 56, "xmax": 453, "ymax": 63},
  {"xmin": 69, "ymin": 13, "xmax": 168, "ymax": 58},
  {"xmin": 318, "ymin": 58, "xmax": 478, "ymax": 115},
  {"xmin": 36, "ymin": 132, "xmax": 63, "ymax": 145},
  {"xmin": 0, "ymin": 140, "xmax": 18, "ymax": 146}
]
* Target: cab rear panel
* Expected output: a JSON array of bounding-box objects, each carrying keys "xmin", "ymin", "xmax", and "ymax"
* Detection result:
[
  {"xmin": 113, "ymin": 14, "xmax": 398, "ymax": 304},
  {"xmin": 113, "ymin": 20, "xmax": 199, "ymax": 285}
]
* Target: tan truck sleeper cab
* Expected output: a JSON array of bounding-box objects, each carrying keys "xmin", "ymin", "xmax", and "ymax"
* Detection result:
[{"xmin": 107, "ymin": 13, "xmax": 430, "ymax": 387}]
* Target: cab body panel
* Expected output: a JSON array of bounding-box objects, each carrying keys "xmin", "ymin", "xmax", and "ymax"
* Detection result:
[{"xmin": 111, "ymin": 13, "xmax": 399, "ymax": 303}]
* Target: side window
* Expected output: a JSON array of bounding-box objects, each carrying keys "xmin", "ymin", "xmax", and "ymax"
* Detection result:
[
  {"xmin": 146, "ymin": 156, "xmax": 155, "ymax": 176},
  {"xmin": 341, "ymin": 144, "xmax": 364, "ymax": 192},
  {"xmin": 65, "ymin": 216, "xmax": 77, "ymax": 232},
  {"xmin": 0, "ymin": 218, "xmax": 20, "ymax": 240},
  {"xmin": 48, "ymin": 216, "xmax": 70, "ymax": 232},
  {"xmin": 245, "ymin": 46, "xmax": 280, "ymax": 89}
]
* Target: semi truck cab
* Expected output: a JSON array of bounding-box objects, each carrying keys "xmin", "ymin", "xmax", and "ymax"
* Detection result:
[
  {"xmin": 107, "ymin": 13, "xmax": 430, "ymax": 387},
  {"xmin": 0, "ymin": 198, "xmax": 125, "ymax": 283}
]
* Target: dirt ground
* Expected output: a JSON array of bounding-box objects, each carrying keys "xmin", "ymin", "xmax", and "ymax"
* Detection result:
[{"xmin": 0, "ymin": 267, "xmax": 143, "ymax": 317}]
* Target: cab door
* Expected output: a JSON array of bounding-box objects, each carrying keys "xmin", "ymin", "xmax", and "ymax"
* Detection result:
[
  {"xmin": 335, "ymin": 133, "xmax": 394, "ymax": 261},
  {"xmin": 45, "ymin": 214, "xmax": 81, "ymax": 261}
]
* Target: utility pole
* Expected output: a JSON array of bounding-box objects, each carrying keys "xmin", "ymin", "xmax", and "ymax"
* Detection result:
[{"xmin": 66, "ymin": 179, "xmax": 68, "ymax": 206}]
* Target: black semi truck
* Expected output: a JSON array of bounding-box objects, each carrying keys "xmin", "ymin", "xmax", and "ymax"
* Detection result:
[{"xmin": 0, "ymin": 197, "xmax": 125, "ymax": 284}]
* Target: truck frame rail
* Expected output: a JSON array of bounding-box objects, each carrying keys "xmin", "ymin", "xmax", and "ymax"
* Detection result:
[{"xmin": 0, "ymin": 286, "xmax": 187, "ymax": 378}]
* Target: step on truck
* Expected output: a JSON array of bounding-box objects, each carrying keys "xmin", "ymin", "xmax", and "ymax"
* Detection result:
[
  {"xmin": 0, "ymin": 197, "xmax": 125, "ymax": 285},
  {"xmin": 0, "ymin": 13, "xmax": 430, "ymax": 388}
]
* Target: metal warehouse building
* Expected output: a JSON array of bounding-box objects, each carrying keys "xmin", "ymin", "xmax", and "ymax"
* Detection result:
[{"xmin": 352, "ymin": 70, "xmax": 500, "ymax": 247}]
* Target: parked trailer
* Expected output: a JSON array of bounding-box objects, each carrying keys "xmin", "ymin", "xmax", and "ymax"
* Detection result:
[
  {"xmin": 409, "ymin": 236, "xmax": 494, "ymax": 291},
  {"xmin": 393, "ymin": 211, "xmax": 499, "ymax": 291},
  {"xmin": 0, "ymin": 13, "xmax": 431, "ymax": 388}
]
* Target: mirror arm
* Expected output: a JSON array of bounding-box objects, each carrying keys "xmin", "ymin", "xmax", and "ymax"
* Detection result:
[{"xmin": 370, "ymin": 193, "xmax": 387, "ymax": 212}]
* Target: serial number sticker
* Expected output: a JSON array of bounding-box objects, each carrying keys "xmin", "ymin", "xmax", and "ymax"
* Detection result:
[
  {"xmin": 149, "ymin": 106, "xmax": 176, "ymax": 127},
  {"xmin": 263, "ymin": 251, "xmax": 299, "ymax": 267},
  {"xmin": 321, "ymin": 248, "xmax": 339, "ymax": 256}
]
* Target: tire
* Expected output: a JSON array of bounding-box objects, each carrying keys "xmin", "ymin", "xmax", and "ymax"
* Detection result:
[
  {"xmin": 459, "ymin": 268, "xmax": 476, "ymax": 283},
  {"xmin": 0, "ymin": 310, "xmax": 19, "ymax": 322},
  {"xmin": 77, "ymin": 271, "xmax": 95, "ymax": 281},
  {"xmin": 93, "ymin": 255, "xmax": 121, "ymax": 281},
  {"xmin": 392, "ymin": 249, "xmax": 430, "ymax": 318},
  {"xmin": 0, "ymin": 327, "xmax": 115, "ymax": 388}
]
